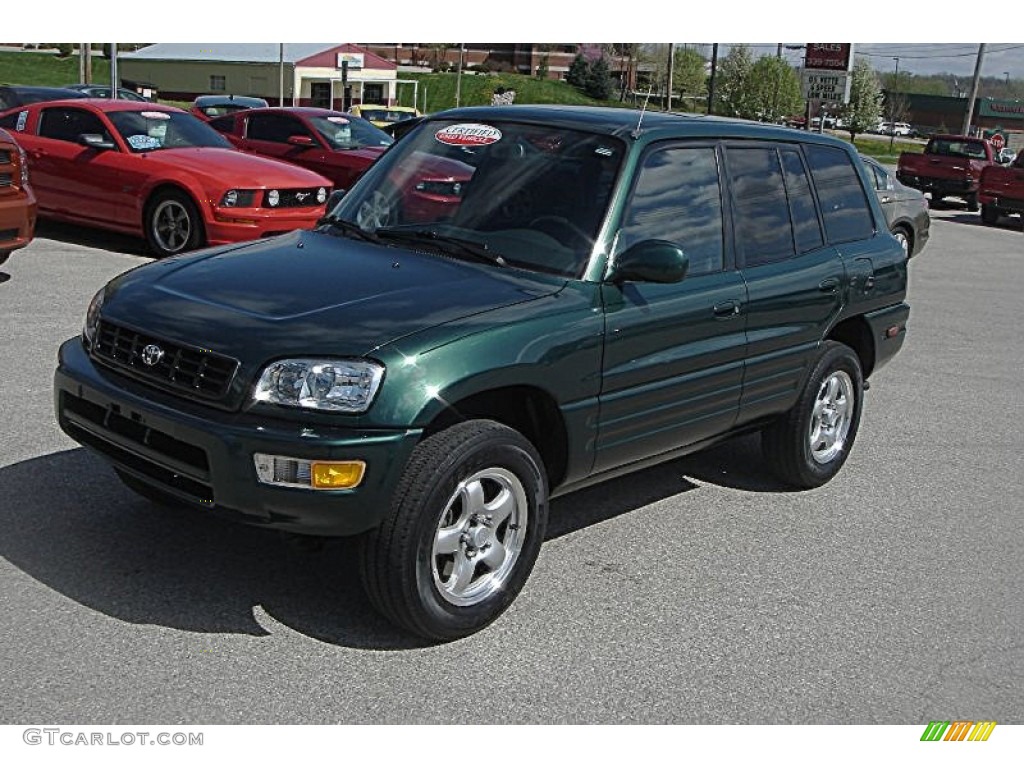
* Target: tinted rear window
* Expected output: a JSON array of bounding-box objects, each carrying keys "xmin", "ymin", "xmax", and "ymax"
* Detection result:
[{"xmin": 804, "ymin": 145, "xmax": 874, "ymax": 244}]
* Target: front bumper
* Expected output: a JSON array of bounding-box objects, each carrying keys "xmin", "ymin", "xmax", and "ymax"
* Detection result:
[
  {"xmin": 0, "ymin": 185, "xmax": 37, "ymax": 254},
  {"xmin": 54, "ymin": 337, "xmax": 420, "ymax": 536},
  {"xmin": 204, "ymin": 206, "xmax": 324, "ymax": 246}
]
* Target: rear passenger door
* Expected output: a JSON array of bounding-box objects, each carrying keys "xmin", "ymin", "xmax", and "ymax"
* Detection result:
[
  {"xmin": 595, "ymin": 143, "xmax": 748, "ymax": 473},
  {"xmin": 724, "ymin": 142, "xmax": 847, "ymax": 425}
]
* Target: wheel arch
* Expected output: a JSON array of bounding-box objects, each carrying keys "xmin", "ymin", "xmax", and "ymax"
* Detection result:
[
  {"xmin": 826, "ymin": 315, "xmax": 875, "ymax": 379},
  {"xmin": 423, "ymin": 384, "xmax": 569, "ymax": 489},
  {"xmin": 141, "ymin": 181, "xmax": 208, "ymax": 247}
]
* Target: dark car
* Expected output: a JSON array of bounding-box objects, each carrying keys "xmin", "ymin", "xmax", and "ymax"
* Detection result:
[
  {"xmin": 189, "ymin": 95, "xmax": 269, "ymax": 121},
  {"xmin": 208, "ymin": 107, "xmax": 393, "ymax": 192},
  {"xmin": 54, "ymin": 106, "xmax": 909, "ymax": 641},
  {"xmin": 861, "ymin": 155, "xmax": 930, "ymax": 257},
  {"xmin": 0, "ymin": 85, "xmax": 88, "ymax": 111},
  {"xmin": 0, "ymin": 127, "xmax": 36, "ymax": 265},
  {"xmin": 64, "ymin": 84, "xmax": 151, "ymax": 102}
]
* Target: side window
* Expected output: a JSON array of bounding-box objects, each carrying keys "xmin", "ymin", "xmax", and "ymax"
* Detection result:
[
  {"xmin": 0, "ymin": 112, "xmax": 19, "ymax": 130},
  {"xmin": 247, "ymin": 114, "xmax": 310, "ymax": 143},
  {"xmin": 38, "ymin": 108, "xmax": 112, "ymax": 144},
  {"xmin": 208, "ymin": 115, "xmax": 236, "ymax": 135},
  {"xmin": 618, "ymin": 145, "xmax": 724, "ymax": 277},
  {"xmin": 779, "ymin": 148, "xmax": 824, "ymax": 254},
  {"xmin": 804, "ymin": 145, "xmax": 875, "ymax": 243},
  {"xmin": 727, "ymin": 146, "xmax": 794, "ymax": 267}
]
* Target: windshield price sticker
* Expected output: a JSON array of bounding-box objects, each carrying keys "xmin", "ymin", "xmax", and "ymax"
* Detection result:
[
  {"xmin": 435, "ymin": 124, "xmax": 502, "ymax": 147},
  {"xmin": 126, "ymin": 135, "xmax": 161, "ymax": 150},
  {"xmin": 140, "ymin": 111, "xmax": 171, "ymax": 120}
]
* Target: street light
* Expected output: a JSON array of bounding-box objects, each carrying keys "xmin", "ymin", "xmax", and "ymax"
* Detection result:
[{"xmin": 889, "ymin": 57, "xmax": 900, "ymax": 153}]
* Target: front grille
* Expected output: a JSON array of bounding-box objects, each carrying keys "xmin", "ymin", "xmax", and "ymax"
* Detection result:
[
  {"xmin": 0, "ymin": 228, "xmax": 17, "ymax": 243},
  {"xmin": 0, "ymin": 149, "xmax": 10, "ymax": 164},
  {"xmin": 0, "ymin": 172, "xmax": 11, "ymax": 188},
  {"xmin": 263, "ymin": 188, "xmax": 324, "ymax": 209},
  {"xmin": 61, "ymin": 391, "xmax": 214, "ymax": 505},
  {"xmin": 91, "ymin": 320, "xmax": 239, "ymax": 401}
]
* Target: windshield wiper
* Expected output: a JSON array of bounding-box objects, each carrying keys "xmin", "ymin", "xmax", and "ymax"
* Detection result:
[
  {"xmin": 373, "ymin": 228, "xmax": 507, "ymax": 267},
  {"xmin": 316, "ymin": 215, "xmax": 381, "ymax": 244}
]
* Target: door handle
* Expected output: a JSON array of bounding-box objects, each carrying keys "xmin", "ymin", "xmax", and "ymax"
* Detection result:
[
  {"xmin": 713, "ymin": 300, "xmax": 741, "ymax": 318},
  {"xmin": 818, "ymin": 277, "xmax": 840, "ymax": 293}
]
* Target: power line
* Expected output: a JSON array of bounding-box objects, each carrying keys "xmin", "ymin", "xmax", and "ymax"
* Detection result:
[{"xmin": 856, "ymin": 44, "xmax": 1024, "ymax": 60}]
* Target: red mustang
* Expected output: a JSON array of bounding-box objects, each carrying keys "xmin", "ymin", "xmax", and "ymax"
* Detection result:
[
  {"xmin": 0, "ymin": 127, "xmax": 36, "ymax": 265},
  {"xmin": 208, "ymin": 107, "xmax": 393, "ymax": 192},
  {"xmin": 0, "ymin": 100, "xmax": 331, "ymax": 256}
]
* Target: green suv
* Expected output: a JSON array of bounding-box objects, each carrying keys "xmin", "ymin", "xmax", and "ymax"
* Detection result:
[{"xmin": 55, "ymin": 106, "xmax": 909, "ymax": 640}]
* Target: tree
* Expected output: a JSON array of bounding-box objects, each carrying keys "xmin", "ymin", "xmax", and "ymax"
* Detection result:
[
  {"xmin": 714, "ymin": 44, "xmax": 757, "ymax": 119},
  {"xmin": 55, "ymin": 43, "xmax": 73, "ymax": 58},
  {"xmin": 585, "ymin": 57, "xmax": 613, "ymax": 101},
  {"xmin": 842, "ymin": 58, "xmax": 884, "ymax": 142},
  {"xmin": 747, "ymin": 55, "xmax": 802, "ymax": 123},
  {"xmin": 567, "ymin": 53, "xmax": 589, "ymax": 88},
  {"xmin": 672, "ymin": 47, "xmax": 707, "ymax": 110}
]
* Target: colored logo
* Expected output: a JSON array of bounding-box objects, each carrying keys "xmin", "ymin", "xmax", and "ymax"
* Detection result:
[
  {"xmin": 920, "ymin": 721, "xmax": 996, "ymax": 741},
  {"xmin": 434, "ymin": 124, "xmax": 502, "ymax": 147}
]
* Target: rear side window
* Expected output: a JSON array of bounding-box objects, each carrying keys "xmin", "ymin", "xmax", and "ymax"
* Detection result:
[
  {"xmin": 804, "ymin": 145, "xmax": 875, "ymax": 243},
  {"xmin": 779, "ymin": 148, "xmax": 824, "ymax": 254},
  {"xmin": 618, "ymin": 145, "xmax": 724, "ymax": 276},
  {"xmin": 208, "ymin": 115, "xmax": 236, "ymax": 135},
  {"xmin": 727, "ymin": 146, "xmax": 794, "ymax": 266},
  {"xmin": 247, "ymin": 113, "xmax": 311, "ymax": 143}
]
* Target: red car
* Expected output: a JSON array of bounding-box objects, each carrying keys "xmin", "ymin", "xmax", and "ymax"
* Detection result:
[
  {"xmin": 208, "ymin": 107, "xmax": 393, "ymax": 192},
  {"xmin": 0, "ymin": 127, "xmax": 36, "ymax": 266},
  {"xmin": 0, "ymin": 100, "xmax": 331, "ymax": 257},
  {"xmin": 189, "ymin": 95, "xmax": 269, "ymax": 122}
]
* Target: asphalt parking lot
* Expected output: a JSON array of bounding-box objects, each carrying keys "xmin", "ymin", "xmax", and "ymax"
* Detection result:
[{"xmin": 1, "ymin": 208, "xmax": 1021, "ymax": 724}]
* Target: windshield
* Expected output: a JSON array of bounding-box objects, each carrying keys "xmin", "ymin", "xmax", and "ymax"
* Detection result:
[
  {"xmin": 108, "ymin": 110, "xmax": 233, "ymax": 152},
  {"xmin": 330, "ymin": 119, "xmax": 625, "ymax": 277},
  {"xmin": 359, "ymin": 109, "xmax": 415, "ymax": 123},
  {"xmin": 309, "ymin": 114, "xmax": 393, "ymax": 150}
]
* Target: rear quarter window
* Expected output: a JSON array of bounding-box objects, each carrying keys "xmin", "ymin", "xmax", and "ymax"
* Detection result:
[{"xmin": 804, "ymin": 145, "xmax": 874, "ymax": 244}]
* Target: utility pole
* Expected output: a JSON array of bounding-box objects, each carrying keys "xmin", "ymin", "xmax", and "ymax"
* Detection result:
[
  {"xmin": 110, "ymin": 43, "xmax": 118, "ymax": 99},
  {"xmin": 666, "ymin": 43, "xmax": 675, "ymax": 112},
  {"xmin": 79, "ymin": 44, "xmax": 86, "ymax": 83},
  {"xmin": 962, "ymin": 44, "xmax": 986, "ymax": 136},
  {"xmin": 278, "ymin": 44, "xmax": 285, "ymax": 107},
  {"xmin": 889, "ymin": 57, "xmax": 900, "ymax": 153},
  {"xmin": 455, "ymin": 44, "xmax": 465, "ymax": 107},
  {"xmin": 707, "ymin": 43, "xmax": 718, "ymax": 115}
]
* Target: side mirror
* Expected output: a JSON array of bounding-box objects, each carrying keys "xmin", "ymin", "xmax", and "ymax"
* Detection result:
[
  {"xmin": 78, "ymin": 133, "xmax": 116, "ymax": 151},
  {"xmin": 325, "ymin": 189, "xmax": 347, "ymax": 211},
  {"xmin": 610, "ymin": 240, "xmax": 689, "ymax": 284},
  {"xmin": 287, "ymin": 135, "xmax": 315, "ymax": 148}
]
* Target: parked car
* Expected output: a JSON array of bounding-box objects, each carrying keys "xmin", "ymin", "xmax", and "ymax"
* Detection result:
[
  {"xmin": 0, "ymin": 128, "xmax": 36, "ymax": 265},
  {"xmin": 54, "ymin": 105, "xmax": 909, "ymax": 640},
  {"xmin": 64, "ymin": 84, "xmax": 151, "ymax": 102},
  {"xmin": 996, "ymin": 146, "xmax": 1017, "ymax": 165},
  {"xmin": 348, "ymin": 104, "xmax": 420, "ymax": 128},
  {"xmin": 208, "ymin": 107, "xmax": 393, "ymax": 192},
  {"xmin": 0, "ymin": 100, "xmax": 331, "ymax": 256},
  {"xmin": 189, "ymin": 95, "xmax": 269, "ymax": 121},
  {"xmin": 978, "ymin": 148, "xmax": 1024, "ymax": 226},
  {"xmin": 382, "ymin": 115, "xmax": 425, "ymax": 142},
  {"xmin": 877, "ymin": 122, "xmax": 913, "ymax": 137},
  {"xmin": 0, "ymin": 85, "xmax": 88, "ymax": 111},
  {"xmin": 860, "ymin": 155, "xmax": 930, "ymax": 257},
  {"xmin": 896, "ymin": 134, "xmax": 996, "ymax": 211}
]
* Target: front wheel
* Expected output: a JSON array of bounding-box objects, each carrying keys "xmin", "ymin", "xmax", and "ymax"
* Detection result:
[
  {"xmin": 761, "ymin": 341, "xmax": 864, "ymax": 489},
  {"xmin": 965, "ymin": 193, "xmax": 979, "ymax": 213},
  {"xmin": 359, "ymin": 420, "xmax": 548, "ymax": 641},
  {"xmin": 145, "ymin": 190, "xmax": 205, "ymax": 257}
]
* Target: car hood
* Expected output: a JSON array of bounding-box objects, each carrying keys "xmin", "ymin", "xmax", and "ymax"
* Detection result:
[
  {"xmin": 101, "ymin": 229, "xmax": 564, "ymax": 405},
  {"xmin": 139, "ymin": 147, "xmax": 331, "ymax": 187}
]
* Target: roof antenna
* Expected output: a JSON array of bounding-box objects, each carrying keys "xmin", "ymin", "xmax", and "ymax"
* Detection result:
[{"xmin": 632, "ymin": 87, "xmax": 653, "ymax": 139}]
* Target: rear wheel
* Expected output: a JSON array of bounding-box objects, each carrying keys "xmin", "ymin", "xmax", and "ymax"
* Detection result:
[
  {"xmin": 359, "ymin": 420, "xmax": 548, "ymax": 641},
  {"xmin": 762, "ymin": 342, "xmax": 864, "ymax": 489},
  {"xmin": 965, "ymin": 193, "xmax": 979, "ymax": 213},
  {"xmin": 892, "ymin": 227, "xmax": 911, "ymax": 258},
  {"xmin": 980, "ymin": 204, "xmax": 1000, "ymax": 225}
]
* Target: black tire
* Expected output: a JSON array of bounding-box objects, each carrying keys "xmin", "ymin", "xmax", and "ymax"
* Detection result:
[
  {"xmin": 761, "ymin": 341, "xmax": 864, "ymax": 489},
  {"xmin": 0, "ymin": 251, "xmax": 9, "ymax": 267},
  {"xmin": 891, "ymin": 226, "xmax": 911, "ymax": 259},
  {"xmin": 144, "ymin": 189, "xmax": 205, "ymax": 257},
  {"xmin": 965, "ymin": 193, "xmax": 979, "ymax": 213},
  {"xmin": 115, "ymin": 468, "xmax": 182, "ymax": 509},
  {"xmin": 980, "ymin": 204, "xmax": 1000, "ymax": 225},
  {"xmin": 359, "ymin": 419, "xmax": 548, "ymax": 641}
]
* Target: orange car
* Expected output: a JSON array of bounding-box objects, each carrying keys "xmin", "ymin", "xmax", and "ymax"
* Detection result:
[{"xmin": 0, "ymin": 127, "xmax": 36, "ymax": 266}]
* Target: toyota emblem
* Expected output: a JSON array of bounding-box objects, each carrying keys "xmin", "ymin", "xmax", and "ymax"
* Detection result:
[{"xmin": 141, "ymin": 344, "xmax": 165, "ymax": 367}]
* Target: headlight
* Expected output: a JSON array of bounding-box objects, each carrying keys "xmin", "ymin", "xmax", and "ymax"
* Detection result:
[
  {"xmin": 220, "ymin": 189, "xmax": 256, "ymax": 207},
  {"xmin": 83, "ymin": 287, "xmax": 105, "ymax": 347},
  {"xmin": 266, "ymin": 189, "xmax": 280, "ymax": 207},
  {"xmin": 253, "ymin": 359, "xmax": 384, "ymax": 413},
  {"xmin": 317, "ymin": 187, "xmax": 327, "ymax": 204}
]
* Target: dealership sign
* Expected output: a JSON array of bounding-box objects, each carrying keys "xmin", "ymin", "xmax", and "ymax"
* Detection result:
[
  {"xmin": 802, "ymin": 43, "xmax": 854, "ymax": 104},
  {"xmin": 337, "ymin": 53, "xmax": 365, "ymax": 69}
]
